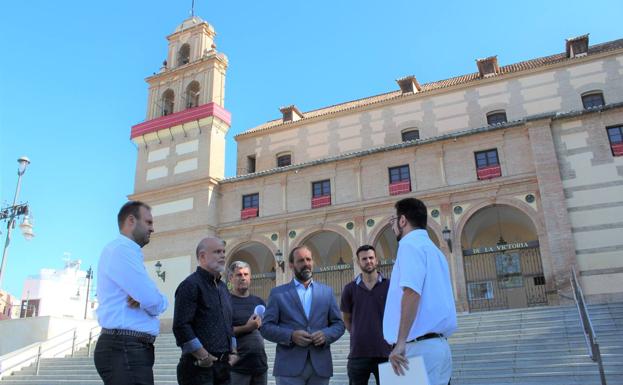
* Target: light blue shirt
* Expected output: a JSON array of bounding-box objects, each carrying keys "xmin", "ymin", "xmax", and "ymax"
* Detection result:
[
  {"xmin": 383, "ymin": 229, "xmax": 457, "ymax": 343},
  {"xmin": 96, "ymin": 235, "xmax": 168, "ymax": 336},
  {"xmin": 293, "ymin": 279, "xmax": 313, "ymax": 319}
]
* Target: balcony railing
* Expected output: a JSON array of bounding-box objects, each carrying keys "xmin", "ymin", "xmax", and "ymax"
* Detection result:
[
  {"xmin": 131, "ymin": 102, "xmax": 231, "ymax": 139},
  {"xmin": 389, "ymin": 180, "xmax": 411, "ymax": 196},
  {"xmin": 477, "ymin": 164, "xmax": 502, "ymax": 180},
  {"xmin": 240, "ymin": 207, "xmax": 259, "ymax": 220},
  {"xmin": 311, "ymin": 195, "xmax": 331, "ymax": 209},
  {"xmin": 611, "ymin": 143, "xmax": 623, "ymax": 157}
]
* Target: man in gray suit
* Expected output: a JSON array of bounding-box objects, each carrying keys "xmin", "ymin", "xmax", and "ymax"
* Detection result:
[{"xmin": 261, "ymin": 245, "xmax": 345, "ymax": 385}]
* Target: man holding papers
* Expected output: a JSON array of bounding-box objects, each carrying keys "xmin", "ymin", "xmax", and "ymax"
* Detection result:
[{"xmin": 383, "ymin": 198, "xmax": 457, "ymax": 385}]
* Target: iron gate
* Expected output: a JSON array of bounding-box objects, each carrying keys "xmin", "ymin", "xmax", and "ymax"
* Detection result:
[
  {"xmin": 378, "ymin": 260, "xmax": 395, "ymax": 280},
  {"xmin": 313, "ymin": 264, "xmax": 354, "ymax": 299},
  {"xmin": 250, "ymin": 272, "xmax": 276, "ymax": 301},
  {"xmin": 464, "ymin": 247, "xmax": 547, "ymax": 311}
]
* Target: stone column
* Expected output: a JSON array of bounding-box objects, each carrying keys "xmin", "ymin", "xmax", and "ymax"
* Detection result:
[{"xmin": 526, "ymin": 118, "xmax": 577, "ymax": 301}]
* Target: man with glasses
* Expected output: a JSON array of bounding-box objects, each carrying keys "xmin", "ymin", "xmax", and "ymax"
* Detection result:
[{"xmin": 383, "ymin": 198, "xmax": 457, "ymax": 385}]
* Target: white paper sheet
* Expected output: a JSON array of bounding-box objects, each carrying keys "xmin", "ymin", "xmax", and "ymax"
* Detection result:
[{"xmin": 378, "ymin": 355, "xmax": 430, "ymax": 385}]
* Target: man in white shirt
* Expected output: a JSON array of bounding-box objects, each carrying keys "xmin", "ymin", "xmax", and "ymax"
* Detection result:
[
  {"xmin": 94, "ymin": 201, "xmax": 168, "ymax": 385},
  {"xmin": 383, "ymin": 198, "xmax": 457, "ymax": 385}
]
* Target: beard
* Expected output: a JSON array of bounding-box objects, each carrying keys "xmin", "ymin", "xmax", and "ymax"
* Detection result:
[
  {"xmin": 294, "ymin": 267, "xmax": 313, "ymax": 282},
  {"xmin": 133, "ymin": 226, "xmax": 150, "ymax": 247},
  {"xmin": 395, "ymin": 224, "xmax": 405, "ymax": 242},
  {"xmin": 360, "ymin": 264, "xmax": 377, "ymax": 274}
]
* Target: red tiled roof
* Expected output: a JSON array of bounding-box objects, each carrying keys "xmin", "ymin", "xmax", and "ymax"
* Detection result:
[{"xmin": 236, "ymin": 38, "xmax": 623, "ymax": 138}]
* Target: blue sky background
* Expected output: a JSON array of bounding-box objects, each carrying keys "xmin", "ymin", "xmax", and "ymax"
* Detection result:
[{"xmin": 1, "ymin": 0, "xmax": 622, "ymax": 298}]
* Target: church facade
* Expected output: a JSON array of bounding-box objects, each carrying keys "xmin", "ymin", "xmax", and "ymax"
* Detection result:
[{"xmin": 129, "ymin": 16, "xmax": 623, "ymax": 321}]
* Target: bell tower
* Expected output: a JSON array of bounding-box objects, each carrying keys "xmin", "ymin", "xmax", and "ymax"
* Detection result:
[
  {"xmin": 131, "ymin": 16, "xmax": 230, "ymax": 189},
  {"xmin": 128, "ymin": 16, "xmax": 230, "ymax": 321}
]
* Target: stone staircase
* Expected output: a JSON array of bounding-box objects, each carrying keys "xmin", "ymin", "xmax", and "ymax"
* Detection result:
[{"xmin": 1, "ymin": 303, "xmax": 622, "ymax": 385}]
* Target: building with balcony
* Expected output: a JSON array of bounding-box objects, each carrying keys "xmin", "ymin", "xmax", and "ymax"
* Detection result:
[
  {"xmin": 128, "ymin": 17, "xmax": 623, "ymax": 322},
  {"xmin": 20, "ymin": 259, "xmax": 95, "ymax": 319}
]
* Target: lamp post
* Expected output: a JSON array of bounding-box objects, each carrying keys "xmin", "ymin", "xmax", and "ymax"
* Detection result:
[
  {"xmin": 442, "ymin": 226, "xmax": 453, "ymax": 253},
  {"xmin": 84, "ymin": 266, "xmax": 93, "ymax": 319},
  {"xmin": 275, "ymin": 250, "xmax": 285, "ymax": 272},
  {"xmin": 0, "ymin": 157, "xmax": 34, "ymax": 289},
  {"xmin": 154, "ymin": 261, "xmax": 166, "ymax": 282}
]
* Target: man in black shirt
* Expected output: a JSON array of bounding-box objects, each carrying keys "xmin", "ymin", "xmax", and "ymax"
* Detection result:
[
  {"xmin": 341, "ymin": 245, "xmax": 391, "ymax": 385},
  {"xmin": 228, "ymin": 261, "xmax": 268, "ymax": 385},
  {"xmin": 173, "ymin": 237, "xmax": 238, "ymax": 385}
]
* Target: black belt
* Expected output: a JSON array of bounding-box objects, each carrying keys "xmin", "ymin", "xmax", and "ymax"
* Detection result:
[
  {"xmin": 101, "ymin": 328, "xmax": 156, "ymax": 344},
  {"xmin": 407, "ymin": 333, "xmax": 444, "ymax": 343}
]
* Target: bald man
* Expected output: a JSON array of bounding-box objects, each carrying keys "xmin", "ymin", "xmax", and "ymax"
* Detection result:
[{"xmin": 173, "ymin": 237, "xmax": 238, "ymax": 385}]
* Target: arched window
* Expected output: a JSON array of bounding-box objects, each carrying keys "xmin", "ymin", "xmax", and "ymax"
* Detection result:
[
  {"xmin": 486, "ymin": 110, "xmax": 507, "ymax": 126},
  {"xmin": 162, "ymin": 89, "xmax": 175, "ymax": 116},
  {"xmin": 185, "ymin": 81, "xmax": 200, "ymax": 108},
  {"xmin": 401, "ymin": 129, "xmax": 420, "ymax": 142},
  {"xmin": 581, "ymin": 91, "xmax": 605, "ymax": 109},
  {"xmin": 276, "ymin": 153, "xmax": 292, "ymax": 167},
  {"xmin": 177, "ymin": 43, "xmax": 190, "ymax": 67}
]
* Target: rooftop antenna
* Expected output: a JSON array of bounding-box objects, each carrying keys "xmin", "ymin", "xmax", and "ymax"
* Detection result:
[{"xmin": 191, "ymin": 0, "xmax": 195, "ymax": 17}]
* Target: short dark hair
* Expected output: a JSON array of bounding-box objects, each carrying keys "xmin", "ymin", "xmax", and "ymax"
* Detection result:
[
  {"xmin": 117, "ymin": 201, "xmax": 151, "ymax": 229},
  {"xmin": 394, "ymin": 198, "xmax": 427, "ymax": 229},
  {"xmin": 289, "ymin": 245, "xmax": 310, "ymax": 264},
  {"xmin": 356, "ymin": 245, "xmax": 376, "ymax": 259}
]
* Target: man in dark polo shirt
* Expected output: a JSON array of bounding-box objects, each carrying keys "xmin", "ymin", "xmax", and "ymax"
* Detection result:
[
  {"xmin": 340, "ymin": 245, "xmax": 391, "ymax": 385},
  {"xmin": 173, "ymin": 237, "xmax": 238, "ymax": 385},
  {"xmin": 228, "ymin": 261, "xmax": 268, "ymax": 385}
]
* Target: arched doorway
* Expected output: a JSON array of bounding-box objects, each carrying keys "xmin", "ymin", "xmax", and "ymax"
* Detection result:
[
  {"xmin": 461, "ymin": 205, "xmax": 547, "ymax": 311},
  {"xmin": 299, "ymin": 231, "xmax": 354, "ymax": 299},
  {"xmin": 227, "ymin": 242, "xmax": 276, "ymax": 300},
  {"xmin": 373, "ymin": 224, "xmax": 441, "ymax": 279}
]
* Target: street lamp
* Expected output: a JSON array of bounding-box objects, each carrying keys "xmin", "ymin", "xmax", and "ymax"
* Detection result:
[
  {"xmin": 0, "ymin": 156, "xmax": 34, "ymax": 288},
  {"xmin": 154, "ymin": 261, "xmax": 166, "ymax": 282},
  {"xmin": 442, "ymin": 226, "xmax": 453, "ymax": 253},
  {"xmin": 84, "ymin": 266, "xmax": 93, "ymax": 319},
  {"xmin": 275, "ymin": 250, "xmax": 285, "ymax": 272}
]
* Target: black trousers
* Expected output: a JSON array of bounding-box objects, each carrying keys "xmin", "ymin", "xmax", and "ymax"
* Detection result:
[
  {"xmin": 94, "ymin": 334, "xmax": 155, "ymax": 385},
  {"xmin": 347, "ymin": 357, "xmax": 388, "ymax": 385},
  {"xmin": 177, "ymin": 354, "xmax": 231, "ymax": 385}
]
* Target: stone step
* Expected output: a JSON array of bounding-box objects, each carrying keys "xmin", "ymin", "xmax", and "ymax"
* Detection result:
[{"xmin": 4, "ymin": 303, "xmax": 623, "ymax": 385}]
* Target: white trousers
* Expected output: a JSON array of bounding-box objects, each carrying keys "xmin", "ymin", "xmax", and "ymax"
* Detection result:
[{"xmin": 406, "ymin": 337, "xmax": 452, "ymax": 385}]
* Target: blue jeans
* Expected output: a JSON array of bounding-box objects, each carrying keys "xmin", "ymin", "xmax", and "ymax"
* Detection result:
[{"xmin": 94, "ymin": 334, "xmax": 155, "ymax": 385}]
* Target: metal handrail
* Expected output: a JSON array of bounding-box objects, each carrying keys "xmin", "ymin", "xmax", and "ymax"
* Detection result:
[
  {"xmin": 0, "ymin": 325, "xmax": 101, "ymax": 378},
  {"xmin": 86, "ymin": 325, "xmax": 102, "ymax": 357},
  {"xmin": 570, "ymin": 267, "xmax": 607, "ymax": 385}
]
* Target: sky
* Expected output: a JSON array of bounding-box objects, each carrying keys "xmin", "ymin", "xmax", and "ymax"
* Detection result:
[{"xmin": 1, "ymin": 0, "xmax": 622, "ymax": 298}]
